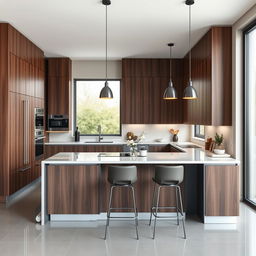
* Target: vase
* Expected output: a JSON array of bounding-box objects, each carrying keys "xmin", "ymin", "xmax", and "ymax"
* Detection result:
[
  {"xmin": 173, "ymin": 134, "xmax": 178, "ymax": 142},
  {"xmin": 130, "ymin": 146, "xmax": 138, "ymax": 156}
]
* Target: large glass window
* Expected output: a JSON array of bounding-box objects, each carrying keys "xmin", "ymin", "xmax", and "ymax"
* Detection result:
[
  {"xmin": 244, "ymin": 21, "xmax": 256, "ymax": 206},
  {"xmin": 74, "ymin": 79, "xmax": 121, "ymax": 135}
]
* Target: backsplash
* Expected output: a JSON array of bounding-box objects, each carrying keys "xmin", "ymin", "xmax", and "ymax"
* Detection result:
[{"xmin": 49, "ymin": 124, "xmax": 191, "ymax": 143}]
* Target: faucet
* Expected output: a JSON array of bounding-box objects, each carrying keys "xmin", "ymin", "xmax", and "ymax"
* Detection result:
[{"xmin": 98, "ymin": 125, "xmax": 103, "ymax": 142}]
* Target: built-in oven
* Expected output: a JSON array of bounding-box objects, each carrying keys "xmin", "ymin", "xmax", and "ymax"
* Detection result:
[
  {"xmin": 48, "ymin": 115, "xmax": 69, "ymax": 131},
  {"xmin": 35, "ymin": 136, "xmax": 44, "ymax": 159},
  {"xmin": 35, "ymin": 108, "xmax": 44, "ymax": 129},
  {"xmin": 34, "ymin": 108, "xmax": 45, "ymax": 159}
]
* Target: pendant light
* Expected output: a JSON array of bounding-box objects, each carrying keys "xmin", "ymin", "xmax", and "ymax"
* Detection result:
[
  {"xmin": 99, "ymin": 0, "xmax": 113, "ymax": 99},
  {"xmin": 183, "ymin": 0, "xmax": 198, "ymax": 100},
  {"xmin": 163, "ymin": 43, "xmax": 177, "ymax": 100}
]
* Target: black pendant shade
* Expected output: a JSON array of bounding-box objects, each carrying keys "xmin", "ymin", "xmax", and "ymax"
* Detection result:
[
  {"xmin": 163, "ymin": 43, "xmax": 177, "ymax": 100},
  {"xmin": 100, "ymin": 81, "xmax": 113, "ymax": 99},
  {"xmin": 100, "ymin": 0, "xmax": 113, "ymax": 99},
  {"xmin": 183, "ymin": 0, "xmax": 198, "ymax": 100}
]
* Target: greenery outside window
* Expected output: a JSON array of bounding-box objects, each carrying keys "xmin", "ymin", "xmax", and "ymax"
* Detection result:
[
  {"xmin": 74, "ymin": 79, "xmax": 121, "ymax": 135},
  {"xmin": 194, "ymin": 125, "xmax": 205, "ymax": 139}
]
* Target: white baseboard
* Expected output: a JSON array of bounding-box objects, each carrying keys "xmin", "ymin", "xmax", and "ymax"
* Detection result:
[
  {"xmin": 50, "ymin": 212, "xmax": 184, "ymax": 221},
  {"xmin": 204, "ymin": 216, "xmax": 238, "ymax": 224}
]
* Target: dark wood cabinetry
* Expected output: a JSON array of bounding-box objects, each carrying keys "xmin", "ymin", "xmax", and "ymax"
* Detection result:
[
  {"xmin": 205, "ymin": 165, "xmax": 239, "ymax": 216},
  {"xmin": 184, "ymin": 27, "xmax": 232, "ymax": 125},
  {"xmin": 122, "ymin": 59, "xmax": 184, "ymax": 124},
  {"xmin": 46, "ymin": 58, "xmax": 71, "ymax": 119},
  {"xmin": 0, "ymin": 23, "xmax": 45, "ymax": 199},
  {"xmin": 48, "ymin": 165, "xmax": 100, "ymax": 214}
]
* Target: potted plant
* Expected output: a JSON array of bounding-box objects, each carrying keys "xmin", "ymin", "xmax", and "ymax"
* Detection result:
[{"xmin": 213, "ymin": 133, "xmax": 225, "ymax": 154}]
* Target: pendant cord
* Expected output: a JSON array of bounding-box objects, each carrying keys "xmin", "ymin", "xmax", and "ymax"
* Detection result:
[
  {"xmin": 169, "ymin": 46, "xmax": 172, "ymax": 83},
  {"xmin": 189, "ymin": 4, "xmax": 191, "ymax": 84},
  {"xmin": 105, "ymin": 4, "xmax": 108, "ymax": 82}
]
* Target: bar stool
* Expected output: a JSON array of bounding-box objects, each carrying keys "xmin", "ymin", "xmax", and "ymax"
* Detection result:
[
  {"xmin": 104, "ymin": 165, "xmax": 139, "ymax": 240},
  {"xmin": 149, "ymin": 165, "xmax": 186, "ymax": 239}
]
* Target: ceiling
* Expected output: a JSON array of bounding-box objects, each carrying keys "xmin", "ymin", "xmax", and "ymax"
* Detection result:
[{"xmin": 0, "ymin": 0, "xmax": 255, "ymax": 59}]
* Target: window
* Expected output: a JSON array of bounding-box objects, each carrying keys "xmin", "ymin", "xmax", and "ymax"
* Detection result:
[
  {"xmin": 244, "ymin": 20, "xmax": 256, "ymax": 207},
  {"xmin": 194, "ymin": 125, "xmax": 205, "ymax": 139},
  {"xmin": 74, "ymin": 79, "xmax": 121, "ymax": 135}
]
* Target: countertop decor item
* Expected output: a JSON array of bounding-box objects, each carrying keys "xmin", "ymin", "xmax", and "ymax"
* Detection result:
[
  {"xmin": 74, "ymin": 127, "xmax": 80, "ymax": 142},
  {"xmin": 169, "ymin": 128, "xmax": 179, "ymax": 142},
  {"xmin": 163, "ymin": 43, "xmax": 178, "ymax": 100},
  {"xmin": 126, "ymin": 132, "xmax": 145, "ymax": 156},
  {"xmin": 183, "ymin": 0, "xmax": 198, "ymax": 100},
  {"xmin": 99, "ymin": 0, "xmax": 113, "ymax": 99},
  {"xmin": 213, "ymin": 133, "xmax": 225, "ymax": 154}
]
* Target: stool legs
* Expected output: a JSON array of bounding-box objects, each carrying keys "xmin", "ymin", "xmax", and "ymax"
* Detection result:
[
  {"xmin": 178, "ymin": 186, "xmax": 186, "ymax": 239},
  {"xmin": 150, "ymin": 184, "xmax": 186, "ymax": 239},
  {"xmin": 104, "ymin": 185, "xmax": 139, "ymax": 240},
  {"xmin": 153, "ymin": 186, "xmax": 161, "ymax": 239},
  {"xmin": 149, "ymin": 183, "xmax": 156, "ymax": 226},
  {"xmin": 104, "ymin": 185, "xmax": 114, "ymax": 240},
  {"xmin": 131, "ymin": 186, "xmax": 139, "ymax": 240},
  {"xmin": 175, "ymin": 187, "xmax": 180, "ymax": 225}
]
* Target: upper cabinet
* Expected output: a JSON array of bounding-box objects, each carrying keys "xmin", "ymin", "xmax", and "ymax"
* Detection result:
[
  {"xmin": 183, "ymin": 27, "xmax": 232, "ymax": 126},
  {"xmin": 46, "ymin": 58, "xmax": 71, "ymax": 117},
  {"xmin": 122, "ymin": 59, "xmax": 184, "ymax": 124}
]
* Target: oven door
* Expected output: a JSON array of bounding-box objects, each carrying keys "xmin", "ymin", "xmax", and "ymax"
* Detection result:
[{"xmin": 35, "ymin": 137, "xmax": 44, "ymax": 159}]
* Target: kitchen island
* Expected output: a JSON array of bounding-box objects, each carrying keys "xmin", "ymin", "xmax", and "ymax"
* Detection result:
[{"xmin": 41, "ymin": 149, "xmax": 240, "ymax": 225}]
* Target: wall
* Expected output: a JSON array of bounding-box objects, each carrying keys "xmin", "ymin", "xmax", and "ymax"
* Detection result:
[
  {"xmin": 232, "ymin": 4, "xmax": 256, "ymax": 199},
  {"xmin": 49, "ymin": 60, "xmax": 191, "ymax": 143}
]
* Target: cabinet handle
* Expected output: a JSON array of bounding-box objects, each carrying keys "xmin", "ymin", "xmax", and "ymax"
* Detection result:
[{"xmin": 23, "ymin": 100, "xmax": 30, "ymax": 165}]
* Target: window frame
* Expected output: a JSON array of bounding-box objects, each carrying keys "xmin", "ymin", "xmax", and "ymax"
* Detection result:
[
  {"xmin": 194, "ymin": 125, "xmax": 205, "ymax": 139},
  {"xmin": 73, "ymin": 78, "xmax": 122, "ymax": 136},
  {"xmin": 243, "ymin": 19, "xmax": 256, "ymax": 209}
]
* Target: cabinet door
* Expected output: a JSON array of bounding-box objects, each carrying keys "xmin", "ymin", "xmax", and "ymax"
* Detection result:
[
  {"xmin": 205, "ymin": 165, "xmax": 239, "ymax": 216},
  {"xmin": 9, "ymin": 93, "xmax": 32, "ymax": 193},
  {"xmin": 48, "ymin": 165, "xmax": 99, "ymax": 214}
]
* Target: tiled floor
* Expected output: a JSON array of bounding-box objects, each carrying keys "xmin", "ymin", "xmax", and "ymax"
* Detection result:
[{"xmin": 0, "ymin": 184, "xmax": 256, "ymax": 256}]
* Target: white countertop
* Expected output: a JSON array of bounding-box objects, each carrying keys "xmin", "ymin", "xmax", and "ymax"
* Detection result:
[
  {"xmin": 42, "ymin": 149, "xmax": 239, "ymax": 165},
  {"xmin": 44, "ymin": 141, "xmax": 172, "ymax": 145}
]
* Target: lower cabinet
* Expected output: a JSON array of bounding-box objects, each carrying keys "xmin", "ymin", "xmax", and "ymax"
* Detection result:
[
  {"xmin": 47, "ymin": 165, "xmax": 99, "ymax": 214},
  {"xmin": 205, "ymin": 165, "xmax": 239, "ymax": 216}
]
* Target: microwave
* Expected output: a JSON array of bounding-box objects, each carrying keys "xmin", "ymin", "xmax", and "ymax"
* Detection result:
[{"xmin": 48, "ymin": 115, "xmax": 69, "ymax": 131}]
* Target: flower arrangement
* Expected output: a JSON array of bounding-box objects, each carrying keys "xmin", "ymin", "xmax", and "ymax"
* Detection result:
[
  {"xmin": 169, "ymin": 128, "xmax": 179, "ymax": 142},
  {"xmin": 169, "ymin": 129, "xmax": 179, "ymax": 135},
  {"xmin": 126, "ymin": 132, "xmax": 145, "ymax": 155}
]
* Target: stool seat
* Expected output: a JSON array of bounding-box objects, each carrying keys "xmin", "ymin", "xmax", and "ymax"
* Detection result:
[{"xmin": 152, "ymin": 177, "xmax": 179, "ymax": 186}]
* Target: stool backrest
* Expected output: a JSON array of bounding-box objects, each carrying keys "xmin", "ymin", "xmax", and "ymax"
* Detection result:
[
  {"xmin": 155, "ymin": 165, "xmax": 184, "ymax": 184},
  {"xmin": 108, "ymin": 165, "xmax": 137, "ymax": 184}
]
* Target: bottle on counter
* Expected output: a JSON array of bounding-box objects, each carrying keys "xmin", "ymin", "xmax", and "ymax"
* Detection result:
[{"xmin": 75, "ymin": 127, "xmax": 80, "ymax": 142}]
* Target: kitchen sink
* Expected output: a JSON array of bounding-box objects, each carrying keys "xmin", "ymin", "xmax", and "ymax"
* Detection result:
[{"xmin": 85, "ymin": 141, "xmax": 113, "ymax": 143}]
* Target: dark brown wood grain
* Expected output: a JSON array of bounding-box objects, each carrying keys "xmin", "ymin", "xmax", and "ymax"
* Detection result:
[
  {"xmin": 205, "ymin": 165, "xmax": 239, "ymax": 216},
  {"xmin": 47, "ymin": 165, "xmax": 100, "ymax": 214},
  {"xmin": 0, "ymin": 24, "xmax": 10, "ymax": 196},
  {"xmin": 121, "ymin": 59, "xmax": 184, "ymax": 124},
  {"xmin": 0, "ymin": 23, "xmax": 45, "ymax": 198},
  {"xmin": 46, "ymin": 58, "xmax": 71, "ymax": 118},
  {"xmin": 183, "ymin": 27, "xmax": 232, "ymax": 126}
]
